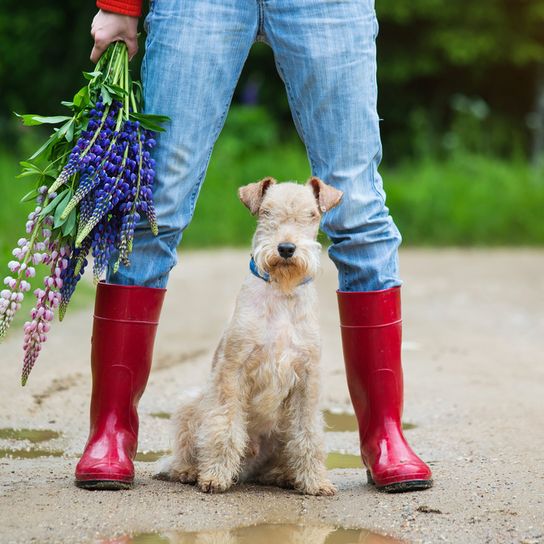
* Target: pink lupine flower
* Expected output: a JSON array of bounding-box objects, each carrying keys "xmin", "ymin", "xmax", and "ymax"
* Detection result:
[
  {"xmin": 21, "ymin": 241, "xmax": 70, "ymax": 386},
  {"xmin": 0, "ymin": 190, "xmax": 57, "ymax": 340}
]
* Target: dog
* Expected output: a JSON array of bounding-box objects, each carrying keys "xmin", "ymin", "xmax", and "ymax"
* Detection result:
[{"xmin": 156, "ymin": 176, "xmax": 343, "ymax": 495}]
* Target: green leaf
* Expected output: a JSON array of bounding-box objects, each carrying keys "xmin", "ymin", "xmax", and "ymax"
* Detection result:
[
  {"xmin": 16, "ymin": 114, "xmax": 72, "ymax": 127},
  {"xmin": 17, "ymin": 161, "xmax": 42, "ymax": 177},
  {"xmin": 131, "ymin": 112, "xmax": 170, "ymax": 123},
  {"xmin": 105, "ymin": 84, "xmax": 129, "ymax": 97},
  {"xmin": 82, "ymin": 70, "xmax": 102, "ymax": 81},
  {"xmin": 130, "ymin": 113, "xmax": 169, "ymax": 132},
  {"xmin": 61, "ymin": 207, "xmax": 77, "ymax": 236},
  {"xmin": 73, "ymin": 86, "xmax": 89, "ymax": 109},
  {"xmin": 40, "ymin": 189, "xmax": 68, "ymax": 217},
  {"xmin": 19, "ymin": 161, "xmax": 40, "ymax": 171},
  {"xmin": 101, "ymin": 85, "xmax": 112, "ymax": 105},
  {"xmin": 20, "ymin": 189, "xmax": 39, "ymax": 203},
  {"xmin": 17, "ymin": 170, "xmax": 41, "ymax": 179},
  {"xmin": 29, "ymin": 132, "xmax": 58, "ymax": 161},
  {"xmin": 57, "ymin": 119, "xmax": 75, "ymax": 142},
  {"xmin": 53, "ymin": 190, "xmax": 72, "ymax": 228},
  {"xmin": 66, "ymin": 120, "xmax": 75, "ymax": 142}
]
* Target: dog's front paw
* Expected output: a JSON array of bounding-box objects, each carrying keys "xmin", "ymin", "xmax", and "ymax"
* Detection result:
[
  {"xmin": 197, "ymin": 477, "xmax": 232, "ymax": 494},
  {"xmin": 153, "ymin": 456, "xmax": 198, "ymax": 485},
  {"xmin": 297, "ymin": 479, "xmax": 337, "ymax": 496},
  {"xmin": 153, "ymin": 455, "xmax": 176, "ymax": 481}
]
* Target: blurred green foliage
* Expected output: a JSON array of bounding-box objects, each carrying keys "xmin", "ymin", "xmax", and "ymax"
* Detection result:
[
  {"xmin": 1, "ymin": 0, "xmax": 543, "ymax": 160},
  {"xmin": 2, "ymin": 105, "xmax": 543, "ymax": 283},
  {"xmin": 0, "ymin": 0, "xmax": 542, "ymax": 268},
  {"xmin": 184, "ymin": 107, "xmax": 544, "ymax": 248}
]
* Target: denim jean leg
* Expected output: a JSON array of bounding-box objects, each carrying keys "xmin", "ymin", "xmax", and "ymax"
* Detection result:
[
  {"xmin": 263, "ymin": 0, "xmax": 402, "ymax": 292},
  {"xmin": 107, "ymin": 0, "xmax": 259, "ymax": 288}
]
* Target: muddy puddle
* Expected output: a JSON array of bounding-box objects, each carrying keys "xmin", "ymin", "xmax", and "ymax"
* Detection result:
[
  {"xmin": 135, "ymin": 450, "xmax": 360, "ymax": 469},
  {"xmin": 0, "ymin": 448, "xmax": 64, "ymax": 459},
  {"xmin": 150, "ymin": 412, "xmax": 171, "ymax": 420},
  {"xmin": 0, "ymin": 427, "xmax": 63, "ymax": 459},
  {"xmin": 325, "ymin": 452, "xmax": 362, "ymax": 469},
  {"xmin": 0, "ymin": 428, "xmax": 61, "ymax": 442},
  {"xmin": 151, "ymin": 410, "xmax": 416, "ymax": 433},
  {"xmin": 136, "ymin": 451, "xmax": 169, "ymax": 462},
  {"xmin": 100, "ymin": 523, "xmax": 404, "ymax": 543},
  {"xmin": 323, "ymin": 410, "xmax": 416, "ymax": 432}
]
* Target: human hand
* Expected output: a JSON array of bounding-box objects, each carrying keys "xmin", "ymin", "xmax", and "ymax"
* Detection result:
[{"xmin": 90, "ymin": 9, "xmax": 139, "ymax": 63}]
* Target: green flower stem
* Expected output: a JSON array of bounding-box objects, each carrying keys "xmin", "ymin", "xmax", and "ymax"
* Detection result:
[{"xmin": 124, "ymin": 47, "xmax": 130, "ymax": 120}]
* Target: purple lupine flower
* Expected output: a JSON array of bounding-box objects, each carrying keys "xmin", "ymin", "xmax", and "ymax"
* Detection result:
[
  {"xmin": 49, "ymin": 100, "xmax": 121, "ymax": 195},
  {"xmin": 58, "ymin": 237, "xmax": 92, "ymax": 320},
  {"xmin": 91, "ymin": 216, "xmax": 121, "ymax": 281},
  {"xmin": 70, "ymin": 106, "xmax": 159, "ymax": 280}
]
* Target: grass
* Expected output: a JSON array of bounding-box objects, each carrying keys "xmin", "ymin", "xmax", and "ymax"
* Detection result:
[
  {"xmin": 185, "ymin": 139, "xmax": 544, "ymax": 248},
  {"xmin": 183, "ymin": 137, "xmax": 312, "ymax": 248},
  {"xmin": 1, "ymin": 116, "xmax": 543, "ymax": 283},
  {"xmin": 385, "ymin": 154, "xmax": 544, "ymax": 246}
]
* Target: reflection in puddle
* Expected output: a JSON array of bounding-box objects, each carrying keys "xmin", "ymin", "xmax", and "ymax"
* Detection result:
[
  {"xmin": 0, "ymin": 448, "xmax": 64, "ymax": 459},
  {"xmin": 323, "ymin": 410, "xmax": 359, "ymax": 432},
  {"xmin": 100, "ymin": 523, "xmax": 404, "ymax": 543},
  {"xmin": 323, "ymin": 410, "xmax": 416, "ymax": 432},
  {"xmin": 0, "ymin": 427, "xmax": 63, "ymax": 460},
  {"xmin": 136, "ymin": 451, "xmax": 168, "ymax": 462},
  {"xmin": 149, "ymin": 411, "xmax": 415, "ymax": 432},
  {"xmin": 326, "ymin": 452, "xmax": 362, "ymax": 470},
  {"xmin": 150, "ymin": 412, "xmax": 171, "ymax": 420},
  {"xmin": 0, "ymin": 428, "xmax": 61, "ymax": 442},
  {"xmin": 136, "ymin": 451, "xmax": 360, "ymax": 470}
]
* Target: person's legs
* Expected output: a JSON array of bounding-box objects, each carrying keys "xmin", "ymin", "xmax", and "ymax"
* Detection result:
[
  {"xmin": 262, "ymin": 0, "xmax": 400, "ymax": 292},
  {"xmin": 77, "ymin": 0, "xmax": 259, "ymax": 489},
  {"xmin": 263, "ymin": 0, "xmax": 432, "ymax": 491},
  {"xmin": 107, "ymin": 0, "xmax": 259, "ymax": 288}
]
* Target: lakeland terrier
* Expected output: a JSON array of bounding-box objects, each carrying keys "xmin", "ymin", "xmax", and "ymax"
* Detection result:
[{"xmin": 156, "ymin": 176, "xmax": 343, "ymax": 495}]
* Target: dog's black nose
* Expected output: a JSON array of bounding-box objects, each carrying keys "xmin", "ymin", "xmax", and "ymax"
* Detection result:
[{"xmin": 278, "ymin": 242, "xmax": 296, "ymax": 259}]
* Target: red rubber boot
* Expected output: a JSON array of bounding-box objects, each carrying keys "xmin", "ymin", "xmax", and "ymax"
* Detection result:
[
  {"xmin": 75, "ymin": 281, "xmax": 166, "ymax": 490},
  {"xmin": 337, "ymin": 286, "xmax": 432, "ymax": 492}
]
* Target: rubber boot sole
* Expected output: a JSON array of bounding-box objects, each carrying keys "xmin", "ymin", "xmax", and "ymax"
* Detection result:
[
  {"xmin": 367, "ymin": 469, "xmax": 433, "ymax": 493},
  {"xmin": 75, "ymin": 479, "xmax": 133, "ymax": 491}
]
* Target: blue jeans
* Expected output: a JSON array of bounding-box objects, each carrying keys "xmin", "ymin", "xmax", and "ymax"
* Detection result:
[{"xmin": 107, "ymin": 0, "xmax": 402, "ymax": 292}]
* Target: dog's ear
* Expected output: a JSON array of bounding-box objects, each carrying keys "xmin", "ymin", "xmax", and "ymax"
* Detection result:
[
  {"xmin": 307, "ymin": 177, "xmax": 343, "ymax": 213},
  {"xmin": 238, "ymin": 177, "xmax": 277, "ymax": 215}
]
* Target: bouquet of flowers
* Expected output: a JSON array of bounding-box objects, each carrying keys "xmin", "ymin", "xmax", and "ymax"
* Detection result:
[{"xmin": 0, "ymin": 42, "xmax": 167, "ymax": 385}]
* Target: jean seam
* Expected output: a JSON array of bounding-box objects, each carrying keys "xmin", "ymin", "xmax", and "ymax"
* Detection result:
[
  {"xmin": 273, "ymin": 57, "xmax": 318, "ymax": 173},
  {"xmin": 257, "ymin": 0, "xmax": 265, "ymax": 39},
  {"xmin": 188, "ymin": 104, "xmax": 231, "ymax": 217}
]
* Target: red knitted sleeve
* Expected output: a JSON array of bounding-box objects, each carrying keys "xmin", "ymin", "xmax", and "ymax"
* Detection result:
[{"xmin": 96, "ymin": 0, "xmax": 142, "ymax": 17}]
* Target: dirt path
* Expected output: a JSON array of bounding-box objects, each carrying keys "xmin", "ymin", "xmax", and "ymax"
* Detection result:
[{"xmin": 0, "ymin": 249, "xmax": 543, "ymax": 544}]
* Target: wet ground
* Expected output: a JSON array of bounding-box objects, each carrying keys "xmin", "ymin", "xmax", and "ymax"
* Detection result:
[{"xmin": 0, "ymin": 249, "xmax": 543, "ymax": 543}]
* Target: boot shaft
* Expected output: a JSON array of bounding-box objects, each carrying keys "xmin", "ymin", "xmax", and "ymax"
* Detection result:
[
  {"xmin": 89, "ymin": 282, "xmax": 166, "ymax": 433},
  {"xmin": 338, "ymin": 287, "xmax": 404, "ymax": 440}
]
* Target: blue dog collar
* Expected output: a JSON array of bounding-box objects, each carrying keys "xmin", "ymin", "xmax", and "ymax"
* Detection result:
[
  {"xmin": 249, "ymin": 257, "xmax": 312, "ymax": 286},
  {"xmin": 250, "ymin": 256, "xmax": 270, "ymax": 282}
]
